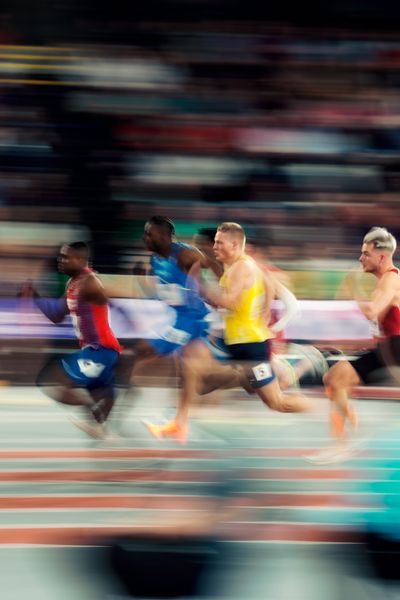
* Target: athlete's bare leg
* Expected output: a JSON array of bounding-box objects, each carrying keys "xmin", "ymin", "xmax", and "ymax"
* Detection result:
[
  {"xmin": 197, "ymin": 362, "xmax": 244, "ymax": 395},
  {"xmin": 145, "ymin": 339, "xmax": 216, "ymax": 443},
  {"xmin": 255, "ymin": 377, "xmax": 315, "ymax": 412},
  {"xmin": 323, "ymin": 361, "xmax": 360, "ymax": 440},
  {"xmin": 303, "ymin": 360, "xmax": 360, "ymax": 464},
  {"xmin": 36, "ymin": 359, "xmax": 97, "ymax": 408}
]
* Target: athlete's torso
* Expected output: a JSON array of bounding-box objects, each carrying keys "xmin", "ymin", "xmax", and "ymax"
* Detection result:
[
  {"xmin": 377, "ymin": 267, "xmax": 400, "ymax": 338},
  {"xmin": 151, "ymin": 242, "xmax": 208, "ymax": 318},
  {"xmin": 66, "ymin": 268, "xmax": 121, "ymax": 351},
  {"xmin": 219, "ymin": 255, "xmax": 272, "ymax": 345}
]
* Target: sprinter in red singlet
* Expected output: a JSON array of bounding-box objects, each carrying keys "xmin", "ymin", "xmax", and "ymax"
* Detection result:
[
  {"xmin": 20, "ymin": 242, "xmax": 122, "ymax": 439},
  {"xmin": 309, "ymin": 227, "xmax": 400, "ymax": 463}
]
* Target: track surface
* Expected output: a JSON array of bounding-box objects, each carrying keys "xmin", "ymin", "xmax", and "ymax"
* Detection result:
[{"xmin": 1, "ymin": 385, "xmax": 400, "ymax": 599}]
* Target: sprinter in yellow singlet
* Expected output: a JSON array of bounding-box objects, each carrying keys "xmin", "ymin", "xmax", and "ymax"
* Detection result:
[{"xmin": 207, "ymin": 222, "xmax": 312, "ymax": 412}]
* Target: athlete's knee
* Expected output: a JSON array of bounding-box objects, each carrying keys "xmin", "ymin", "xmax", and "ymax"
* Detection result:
[
  {"xmin": 36, "ymin": 359, "xmax": 72, "ymax": 401},
  {"xmin": 322, "ymin": 370, "xmax": 333, "ymax": 388},
  {"xmin": 323, "ymin": 361, "xmax": 353, "ymax": 388},
  {"xmin": 36, "ymin": 363, "xmax": 59, "ymax": 389},
  {"xmin": 257, "ymin": 389, "xmax": 284, "ymax": 412},
  {"xmin": 268, "ymin": 396, "xmax": 293, "ymax": 413},
  {"xmin": 182, "ymin": 356, "xmax": 209, "ymax": 380},
  {"xmin": 115, "ymin": 353, "xmax": 134, "ymax": 388}
]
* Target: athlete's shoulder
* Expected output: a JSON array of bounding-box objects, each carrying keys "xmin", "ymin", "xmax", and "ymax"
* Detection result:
[
  {"xmin": 172, "ymin": 241, "xmax": 199, "ymax": 259},
  {"xmin": 378, "ymin": 268, "xmax": 400, "ymax": 293},
  {"xmin": 383, "ymin": 267, "xmax": 400, "ymax": 281},
  {"xmin": 80, "ymin": 269, "xmax": 101, "ymax": 286},
  {"xmin": 81, "ymin": 270, "xmax": 107, "ymax": 303},
  {"xmin": 174, "ymin": 241, "xmax": 205, "ymax": 272},
  {"xmin": 226, "ymin": 256, "xmax": 253, "ymax": 279},
  {"xmin": 169, "ymin": 241, "xmax": 192, "ymax": 258},
  {"xmin": 240, "ymin": 254, "xmax": 258, "ymax": 270}
]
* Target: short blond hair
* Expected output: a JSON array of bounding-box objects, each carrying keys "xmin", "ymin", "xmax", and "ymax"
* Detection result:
[
  {"xmin": 363, "ymin": 227, "xmax": 397, "ymax": 255},
  {"xmin": 217, "ymin": 222, "xmax": 246, "ymax": 247}
]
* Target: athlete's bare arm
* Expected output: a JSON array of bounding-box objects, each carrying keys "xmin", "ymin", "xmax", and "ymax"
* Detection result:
[
  {"xmin": 259, "ymin": 267, "xmax": 276, "ymax": 324},
  {"xmin": 359, "ymin": 271, "xmax": 400, "ymax": 321},
  {"xmin": 19, "ymin": 281, "xmax": 69, "ymax": 323},
  {"xmin": 271, "ymin": 280, "xmax": 300, "ymax": 333},
  {"xmin": 81, "ymin": 273, "xmax": 108, "ymax": 305},
  {"xmin": 193, "ymin": 239, "xmax": 223, "ymax": 278},
  {"xmin": 178, "ymin": 247, "xmax": 209, "ymax": 274},
  {"xmin": 203, "ymin": 259, "xmax": 253, "ymax": 310}
]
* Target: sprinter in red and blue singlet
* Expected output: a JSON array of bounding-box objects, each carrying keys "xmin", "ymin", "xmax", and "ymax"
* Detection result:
[
  {"xmin": 66, "ymin": 265, "xmax": 121, "ymax": 353},
  {"xmin": 21, "ymin": 242, "xmax": 122, "ymax": 439}
]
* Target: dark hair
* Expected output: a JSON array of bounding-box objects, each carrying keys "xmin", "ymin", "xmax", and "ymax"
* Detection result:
[
  {"xmin": 67, "ymin": 241, "xmax": 90, "ymax": 259},
  {"xmin": 196, "ymin": 227, "xmax": 217, "ymax": 243},
  {"xmin": 147, "ymin": 215, "xmax": 175, "ymax": 236}
]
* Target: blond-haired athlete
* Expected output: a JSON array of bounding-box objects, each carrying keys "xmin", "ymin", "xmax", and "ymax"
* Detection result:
[{"xmin": 202, "ymin": 222, "xmax": 312, "ymax": 412}]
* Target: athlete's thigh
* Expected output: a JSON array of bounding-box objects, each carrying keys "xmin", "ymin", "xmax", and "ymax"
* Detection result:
[
  {"xmin": 180, "ymin": 338, "xmax": 214, "ymax": 378},
  {"xmin": 228, "ymin": 341, "xmax": 276, "ymax": 389},
  {"xmin": 255, "ymin": 377, "xmax": 283, "ymax": 408},
  {"xmin": 36, "ymin": 356, "xmax": 73, "ymax": 389},
  {"xmin": 61, "ymin": 346, "xmax": 119, "ymax": 390},
  {"xmin": 148, "ymin": 312, "xmax": 209, "ymax": 358},
  {"xmin": 114, "ymin": 353, "xmax": 132, "ymax": 388},
  {"xmin": 324, "ymin": 359, "xmax": 361, "ymax": 388}
]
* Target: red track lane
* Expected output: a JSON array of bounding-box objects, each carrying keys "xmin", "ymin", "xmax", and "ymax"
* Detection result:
[
  {"xmin": 0, "ymin": 448, "xmax": 328, "ymax": 459},
  {"xmin": 0, "ymin": 495, "xmax": 209, "ymax": 509},
  {"xmin": 0, "ymin": 523, "xmax": 364, "ymax": 545},
  {"xmin": 0, "ymin": 492, "xmax": 374, "ymax": 510},
  {"xmin": 0, "ymin": 470, "xmax": 219, "ymax": 483},
  {"xmin": 239, "ymin": 468, "xmax": 376, "ymax": 480},
  {"xmin": 0, "ymin": 449, "xmax": 217, "ymax": 460},
  {"xmin": 221, "ymin": 522, "xmax": 363, "ymax": 543},
  {"xmin": 0, "ymin": 467, "xmax": 381, "ymax": 482}
]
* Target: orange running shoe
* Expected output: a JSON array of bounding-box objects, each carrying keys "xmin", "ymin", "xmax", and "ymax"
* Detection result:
[
  {"xmin": 145, "ymin": 420, "xmax": 189, "ymax": 444},
  {"xmin": 330, "ymin": 410, "xmax": 345, "ymax": 439},
  {"xmin": 348, "ymin": 405, "xmax": 358, "ymax": 432}
]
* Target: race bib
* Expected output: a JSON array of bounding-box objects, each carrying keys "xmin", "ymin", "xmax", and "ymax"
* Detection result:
[
  {"xmin": 252, "ymin": 362, "xmax": 273, "ymax": 382},
  {"xmin": 162, "ymin": 327, "xmax": 191, "ymax": 345},
  {"xmin": 156, "ymin": 282, "xmax": 185, "ymax": 306},
  {"xmin": 77, "ymin": 359, "xmax": 106, "ymax": 378},
  {"xmin": 369, "ymin": 319, "xmax": 381, "ymax": 338}
]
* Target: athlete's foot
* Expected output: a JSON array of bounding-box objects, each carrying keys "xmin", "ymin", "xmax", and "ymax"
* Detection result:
[
  {"xmin": 90, "ymin": 401, "xmax": 105, "ymax": 424},
  {"xmin": 330, "ymin": 410, "xmax": 346, "ymax": 439},
  {"xmin": 145, "ymin": 419, "xmax": 189, "ymax": 444},
  {"xmin": 69, "ymin": 414, "xmax": 107, "ymax": 440},
  {"xmin": 348, "ymin": 405, "xmax": 358, "ymax": 432},
  {"xmin": 304, "ymin": 441, "xmax": 359, "ymax": 465}
]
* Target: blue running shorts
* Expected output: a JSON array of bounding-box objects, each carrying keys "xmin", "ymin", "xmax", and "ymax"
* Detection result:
[
  {"xmin": 61, "ymin": 345, "xmax": 119, "ymax": 390},
  {"xmin": 149, "ymin": 312, "xmax": 209, "ymax": 356}
]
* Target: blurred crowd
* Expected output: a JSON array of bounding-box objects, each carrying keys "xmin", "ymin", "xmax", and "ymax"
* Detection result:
[{"xmin": 1, "ymin": 9, "xmax": 400, "ymax": 296}]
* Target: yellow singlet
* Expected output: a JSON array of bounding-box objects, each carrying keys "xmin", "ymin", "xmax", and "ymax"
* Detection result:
[{"xmin": 219, "ymin": 255, "xmax": 272, "ymax": 345}]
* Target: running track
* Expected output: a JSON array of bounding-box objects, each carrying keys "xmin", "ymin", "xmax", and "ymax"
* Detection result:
[{"xmin": 0, "ymin": 385, "xmax": 399, "ymax": 547}]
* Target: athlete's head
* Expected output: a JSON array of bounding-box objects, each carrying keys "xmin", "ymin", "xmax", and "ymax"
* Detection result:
[
  {"xmin": 214, "ymin": 222, "xmax": 246, "ymax": 263},
  {"xmin": 58, "ymin": 241, "xmax": 90, "ymax": 276},
  {"xmin": 193, "ymin": 227, "xmax": 217, "ymax": 256},
  {"xmin": 360, "ymin": 227, "xmax": 397, "ymax": 274},
  {"xmin": 144, "ymin": 215, "xmax": 175, "ymax": 255}
]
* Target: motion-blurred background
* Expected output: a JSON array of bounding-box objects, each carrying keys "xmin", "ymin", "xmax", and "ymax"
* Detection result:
[
  {"xmin": 3, "ymin": 1, "xmax": 400, "ymax": 381},
  {"xmin": 2, "ymin": 1, "xmax": 400, "ymax": 289},
  {"xmin": 1, "ymin": 5, "xmax": 400, "ymax": 600}
]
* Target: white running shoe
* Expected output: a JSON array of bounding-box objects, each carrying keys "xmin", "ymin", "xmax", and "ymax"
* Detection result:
[
  {"xmin": 69, "ymin": 414, "xmax": 107, "ymax": 440},
  {"xmin": 304, "ymin": 444, "xmax": 358, "ymax": 465}
]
